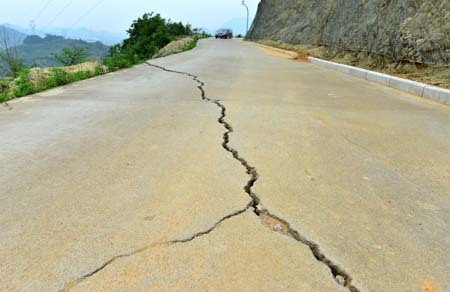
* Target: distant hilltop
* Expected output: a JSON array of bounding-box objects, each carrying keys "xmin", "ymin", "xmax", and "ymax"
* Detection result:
[
  {"xmin": 0, "ymin": 34, "xmax": 109, "ymax": 76},
  {"xmin": 0, "ymin": 25, "xmax": 27, "ymax": 47},
  {"xmin": 1, "ymin": 23, "xmax": 125, "ymax": 46}
]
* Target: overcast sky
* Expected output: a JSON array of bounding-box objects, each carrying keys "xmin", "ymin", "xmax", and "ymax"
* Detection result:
[{"xmin": 0, "ymin": 0, "xmax": 260, "ymax": 33}]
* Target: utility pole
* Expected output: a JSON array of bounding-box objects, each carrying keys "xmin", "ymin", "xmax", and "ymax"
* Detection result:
[
  {"xmin": 242, "ymin": 0, "xmax": 249, "ymax": 36},
  {"xmin": 29, "ymin": 20, "xmax": 36, "ymax": 35}
]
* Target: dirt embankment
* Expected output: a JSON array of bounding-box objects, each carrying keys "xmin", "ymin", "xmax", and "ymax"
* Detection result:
[{"xmin": 153, "ymin": 37, "xmax": 194, "ymax": 58}]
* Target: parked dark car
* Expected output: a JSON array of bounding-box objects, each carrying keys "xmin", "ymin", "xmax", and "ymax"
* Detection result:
[{"xmin": 215, "ymin": 29, "xmax": 233, "ymax": 39}]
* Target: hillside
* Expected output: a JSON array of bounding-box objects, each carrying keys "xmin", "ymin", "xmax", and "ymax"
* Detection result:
[
  {"xmin": 19, "ymin": 35, "xmax": 109, "ymax": 66},
  {"xmin": 0, "ymin": 35, "xmax": 109, "ymax": 76},
  {"xmin": 0, "ymin": 25, "xmax": 27, "ymax": 47},
  {"xmin": 4, "ymin": 24, "xmax": 125, "ymax": 45},
  {"xmin": 248, "ymin": 0, "xmax": 450, "ymax": 66}
]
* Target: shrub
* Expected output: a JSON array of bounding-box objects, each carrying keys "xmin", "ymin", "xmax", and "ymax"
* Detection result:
[
  {"xmin": 68, "ymin": 70, "xmax": 93, "ymax": 83},
  {"xmin": 183, "ymin": 38, "xmax": 198, "ymax": 52},
  {"xmin": 0, "ymin": 90, "xmax": 9, "ymax": 102},
  {"xmin": 104, "ymin": 13, "xmax": 195, "ymax": 70},
  {"xmin": 0, "ymin": 78, "xmax": 11, "ymax": 102},
  {"xmin": 45, "ymin": 68, "xmax": 69, "ymax": 89},
  {"xmin": 13, "ymin": 68, "xmax": 39, "ymax": 97},
  {"xmin": 51, "ymin": 46, "xmax": 90, "ymax": 66},
  {"xmin": 94, "ymin": 65, "xmax": 106, "ymax": 75},
  {"xmin": 103, "ymin": 45, "xmax": 137, "ymax": 71}
]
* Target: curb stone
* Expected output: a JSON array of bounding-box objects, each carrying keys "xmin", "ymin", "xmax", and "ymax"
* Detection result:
[{"xmin": 308, "ymin": 57, "xmax": 450, "ymax": 105}]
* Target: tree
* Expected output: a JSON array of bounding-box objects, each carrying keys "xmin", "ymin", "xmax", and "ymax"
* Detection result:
[
  {"xmin": 0, "ymin": 28, "xmax": 25, "ymax": 78},
  {"xmin": 105, "ymin": 12, "xmax": 196, "ymax": 69},
  {"xmin": 122, "ymin": 13, "xmax": 171, "ymax": 59},
  {"xmin": 51, "ymin": 45, "xmax": 89, "ymax": 66},
  {"xmin": 167, "ymin": 21, "xmax": 192, "ymax": 37}
]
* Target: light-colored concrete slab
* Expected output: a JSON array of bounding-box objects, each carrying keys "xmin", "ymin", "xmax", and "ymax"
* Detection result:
[
  {"xmin": 1, "ymin": 39, "xmax": 449, "ymax": 292},
  {"xmin": 0, "ymin": 59, "xmax": 249, "ymax": 291},
  {"xmin": 199, "ymin": 40, "xmax": 450, "ymax": 292},
  {"xmin": 70, "ymin": 211, "xmax": 345, "ymax": 292}
]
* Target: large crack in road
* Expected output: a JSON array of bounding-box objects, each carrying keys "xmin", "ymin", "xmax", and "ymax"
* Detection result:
[{"xmin": 60, "ymin": 63, "xmax": 360, "ymax": 292}]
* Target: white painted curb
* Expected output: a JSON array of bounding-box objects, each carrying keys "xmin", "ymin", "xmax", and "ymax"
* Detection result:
[{"xmin": 308, "ymin": 57, "xmax": 450, "ymax": 105}]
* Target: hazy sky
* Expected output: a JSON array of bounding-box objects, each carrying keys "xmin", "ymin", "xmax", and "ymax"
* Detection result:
[{"xmin": 0, "ymin": 0, "xmax": 260, "ymax": 34}]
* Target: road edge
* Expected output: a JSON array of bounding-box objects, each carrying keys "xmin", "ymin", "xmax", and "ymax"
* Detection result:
[
  {"xmin": 252, "ymin": 42, "xmax": 449, "ymax": 106},
  {"xmin": 308, "ymin": 57, "xmax": 450, "ymax": 106}
]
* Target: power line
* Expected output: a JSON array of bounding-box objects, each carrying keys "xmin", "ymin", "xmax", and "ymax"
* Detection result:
[
  {"xmin": 43, "ymin": 0, "xmax": 74, "ymax": 31},
  {"xmin": 34, "ymin": 0, "xmax": 55, "ymax": 23},
  {"xmin": 69, "ymin": 0, "xmax": 105, "ymax": 29}
]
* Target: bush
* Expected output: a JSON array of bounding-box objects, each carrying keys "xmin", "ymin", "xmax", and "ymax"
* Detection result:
[
  {"xmin": 104, "ymin": 13, "xmax": 195, "ymax": 70},
  {"xmin": 51, "ymin": 46, "xmax": 90, "ymax": 66},
  {"xmin": 13, "ymin": 68, "xmax": 39, "ymax": 97},
  {"xmin": 183, "ymin": 37, "xmax": 198, "ymax": 52},
  {"xmin": 44, "ymin": 68, "xmax": 97, "ymax": 89},
  {"xmin": 0, "ymin": 90, "xmax": 9, "ymax": 102},
  {"xmin": 68, "ymin": 70, "xmax": 93, "ymax": 83},
  {"xmin": 45, "ymin": 68, "xmax": 69, "ymax": 88},
  {"xmin": 0, "ymin": 78, "xmax": 11, "ymax": 102},
  {"xmin": 94, "ymin": 65, "xmax": 106, "ymax": 76}
]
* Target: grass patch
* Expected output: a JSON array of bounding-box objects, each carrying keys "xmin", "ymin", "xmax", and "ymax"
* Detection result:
[
  {"xmin": 183, "ymin": 38, "xmax": 198, "ymax": 52},
  {"xmin": 0, "ymin": 65, "xmax": 106, "ymax": 100}
]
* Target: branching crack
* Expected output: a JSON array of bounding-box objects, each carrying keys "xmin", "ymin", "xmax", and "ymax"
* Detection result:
[
  {"xmin": 145, "ymin": 62, "xmax": 360, "ymax": 292},
  {"xmin": 60, "ymin": 62, "xmax": 360, "ymax": 291},
  {"xmin": 60, "ymin": 206, "xmax": 250, "ymax": 292}
]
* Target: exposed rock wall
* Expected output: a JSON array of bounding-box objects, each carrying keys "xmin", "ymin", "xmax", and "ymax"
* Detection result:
[{"xmin": 248, "ymin": 0, "xmax": 450, "ymax": 65}]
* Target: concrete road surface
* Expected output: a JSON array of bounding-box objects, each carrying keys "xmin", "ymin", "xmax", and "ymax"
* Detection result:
[{"xmin": 1, "ymin": 39, "xmax": 449, "ymax": 292}]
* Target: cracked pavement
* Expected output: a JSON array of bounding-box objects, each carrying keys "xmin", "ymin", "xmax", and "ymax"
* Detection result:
[{"xmin": 1, "ymin": 39, "xmax": 450, "ymax": 292}]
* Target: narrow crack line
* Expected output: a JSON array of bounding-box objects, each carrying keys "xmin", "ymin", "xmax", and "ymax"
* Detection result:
[
  {"xmin": 60, "ymin": 205, "xmax": 251, "ymax": 292},
  {"xmin": 169, "ymin": 205, "xmax": 251, "ymax": 244},
  {"xmin": 60, "ymin": 242, "xmax": 166, "ymax": 292},
  {"xmin": 145, "ymin": 62, "xmax": 360, "ymax": 291}
]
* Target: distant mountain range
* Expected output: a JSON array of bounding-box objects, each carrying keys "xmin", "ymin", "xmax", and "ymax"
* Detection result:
[
  {"xmin": 18, "ymin": 35, "xmax": 109, "ymax": 67},
  {"xmin": 1, "ymin": 31, "xmax": 109, "ymax": 76},
  {"xmin": 2, "ymin": 23, "xmax": 125, "ymax": 45},
  {"xmin": 0, "ymin": 25, "xmax": 27, "ymax": 47}
]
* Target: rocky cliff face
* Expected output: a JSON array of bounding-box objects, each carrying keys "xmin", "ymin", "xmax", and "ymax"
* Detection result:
[{"xmin": 248, "ymin": 0, "xmax": 450, "ymax": 65}]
